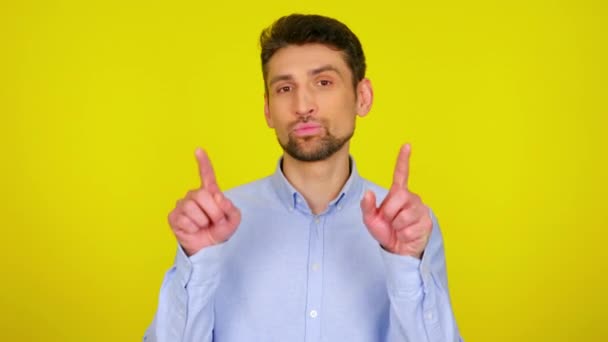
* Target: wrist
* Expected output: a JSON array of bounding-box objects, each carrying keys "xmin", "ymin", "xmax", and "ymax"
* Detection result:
[{"xmin": 381, "ymin": 243, "xmax": 423, "ymax": 259}]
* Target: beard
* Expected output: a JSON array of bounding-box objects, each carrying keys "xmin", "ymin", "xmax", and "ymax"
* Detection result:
[{"xmin": 278, "ymin": 118, "xmax": 354, "ymax": 162}]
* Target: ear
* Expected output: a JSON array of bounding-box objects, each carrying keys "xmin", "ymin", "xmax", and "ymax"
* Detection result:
[
  {"xmin": 264, "ymin": 93, "xmax": 274, "ymax": 128},
  {"xmin": 355, "ymin": 78, "xmax": 374, "ymax": 117}
]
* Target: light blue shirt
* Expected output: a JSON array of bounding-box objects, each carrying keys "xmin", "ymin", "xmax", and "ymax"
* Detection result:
[{"xmin": 145, "ymin": 159, "xmax": 462, "ymax": 341}]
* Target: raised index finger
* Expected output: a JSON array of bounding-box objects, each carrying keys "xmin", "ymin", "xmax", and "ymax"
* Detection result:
[
  {"xmin": 195, "ymin": 147, "xmax": 221, "ymax": 194},
  {"xmin": 392, "ymin": 143, "xmax": 411, "ymax": 189}
]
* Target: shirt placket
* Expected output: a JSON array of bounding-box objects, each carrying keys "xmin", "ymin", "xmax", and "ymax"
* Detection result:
[{"xmin": 304, "ymin": 214, "xmax": 325, "ymax": 342}]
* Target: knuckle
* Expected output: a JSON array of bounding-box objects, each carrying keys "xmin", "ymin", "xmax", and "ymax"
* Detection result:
[
  {"xmin": 395, "ymin": 210, "xmax": 410, "ymax": 225},
  {"xmin": 397, "ymin": 188, "xmax": 409, "ymax": 199},
  {"xmin": 402, "ymin": 227, "xmax": 416, "ymax": 240},
  {"xmin": 197, "ymin": 213, "xmax": 210, "ymax": 227},
  {"xmin": 167, "ymin": 211, "xmax": 176, "ymax": 225},
  {"xmin": 187, "ymin": 189, "xmax": 202, "ymax": 203},
  {"xmin": 210, "ymin": 211, "xmax": 224, "ymax": 222},
  {"xmin": 393, "ymin": 213, "xmax": 406, "ymax": 228},
  {"xmin": 177, "ymin": 216, "xmax": 195, "ymax": 231},
  {"xmin": 182, "ymin": 199, "xmax": 197, "ymax": 213},
  {"xmin": 175, "ymin": 215, "xmax": 187, "ymax": 227},
  {"xmin": 390, "ymin": 188, "xmax": 406, "ymax": 202},
  {"xmin": 381, "ymin": 209, "xmax": 393, "ymax": 222},
  {"xmin": 193, "ymin": 188, "xmax": 209, "ymax": 201}
]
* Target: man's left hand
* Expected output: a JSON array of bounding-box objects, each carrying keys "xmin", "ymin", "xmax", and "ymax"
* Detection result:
[{"xmin": 360, "ymin": 144, "xmax": 433, "ymax": 259}]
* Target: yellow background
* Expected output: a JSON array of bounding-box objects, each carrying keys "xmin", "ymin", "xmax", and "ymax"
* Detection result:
[{"xmin": 1, "ymin": 0, "xmax": 606, "ymax": 341}]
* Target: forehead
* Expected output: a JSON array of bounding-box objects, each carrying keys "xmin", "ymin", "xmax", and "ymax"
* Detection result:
[{"xmin": 266, "ymin": 43, "xmax": 350, "ymax": 79}]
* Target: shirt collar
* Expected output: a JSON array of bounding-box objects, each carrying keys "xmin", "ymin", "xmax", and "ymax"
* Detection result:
[{"xmin": 270, "ymin": 156, "xmax": 363, "ymax": 213}]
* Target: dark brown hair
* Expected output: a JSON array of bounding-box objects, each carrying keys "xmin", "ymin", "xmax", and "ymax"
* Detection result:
[{"xmin": 260, "ymin": 14, "xmax": 366, "ymax": 90}]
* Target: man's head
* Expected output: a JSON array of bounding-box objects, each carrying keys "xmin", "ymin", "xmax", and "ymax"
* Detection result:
[
  {"xmin": 260, "ymin": 14, "xmax": 366, "ymax": 91},
  {"xmin": 260, "ymin": 14, "xmax": 373, "ymax": 162}
]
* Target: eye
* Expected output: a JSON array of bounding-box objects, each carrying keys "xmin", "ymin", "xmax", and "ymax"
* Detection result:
[
  {"xmin": 277, "ymin": 85, "xmax": 292, "ymax": 93},
  {"xmin": 318, "ymin": 79, "xmax": 332, "ymax": 86}
]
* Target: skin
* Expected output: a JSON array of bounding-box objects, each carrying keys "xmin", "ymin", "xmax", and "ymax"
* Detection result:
[{"xmin": 168, "ymin": 43, "xmax": 432, "ymax": 259}]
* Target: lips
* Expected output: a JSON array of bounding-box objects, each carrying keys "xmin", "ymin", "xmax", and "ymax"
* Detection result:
[{"xmin": 292, "ymin": 122, "xmax": 322, "ymax": 137}]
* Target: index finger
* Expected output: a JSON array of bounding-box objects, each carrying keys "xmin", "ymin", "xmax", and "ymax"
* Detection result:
[
  {"xmin": 195, "ymin": 147, "xmax": 221, "ymax": 194},
  {"xmin": 392, "ymin": 143, "xmax": 411, "ymax": 189}
]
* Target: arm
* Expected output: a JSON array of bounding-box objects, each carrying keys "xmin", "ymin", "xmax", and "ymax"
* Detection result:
[
  {"xmin": 360, "ymin": 144, "xmax": 462, "ymax": 341},
  {"xmin": 144, "ymin": 148, "xmax": 241, "ymax": 341},
  {"xmin": 382, "ymin": 210, "xmax": 462, "ymax": 341},
  {"xmin": 144, "ymin": 245, "xmax": 224, "ymax": 342}
]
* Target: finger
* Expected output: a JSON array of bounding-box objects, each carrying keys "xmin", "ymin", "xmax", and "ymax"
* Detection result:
[
  {"xmin": 181, "ymin": 199, "xmax": 210, "ymax": 228},
  {"xmin": 397, "ymin": 220, "xmax": 431, "ymax": 244},
  {"xmin": 191, "ymin": 189, "xmax": 226, "ymax": 225},
  {"xmin": 391, "ymin": 207, "xmax": 419, "ymax": 231},
  {"xmin": 392, "ymin": 143, "xmax": 411, "ymax": 189},
  {"xmin": 394, "ymin": 196, "xmax": 427, "ymax": 231},
  {"xmin": 174, "ymin": 214, "xmax": 200, "ymax": 234},
  {"xmin": 195, "ymin": 148, "xmax": 221, "ymax": 194},
  {"xmin": 379, "ymin": 188, "xmax": 410, "ymax": 222},
  {"xmin": 396, "ymin": 209, "xmax": 432, "ymax": 238},
  {"xmin": 217, "ymin": 195, "xmax": 241, "ymax": 224},
  {"xmin": 360, "ymin": 190, "xmax": 378, "ymax": 219}
]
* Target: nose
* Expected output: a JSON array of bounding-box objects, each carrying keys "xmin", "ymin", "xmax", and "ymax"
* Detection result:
[{"xmin": 294, "ymin": 87, "xmax": 316, "ymax": 116}]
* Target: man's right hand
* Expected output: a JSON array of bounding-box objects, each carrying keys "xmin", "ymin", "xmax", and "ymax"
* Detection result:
[{"xmin": 168, "ymin": 148, "xmax": 241, "ymax": 256}]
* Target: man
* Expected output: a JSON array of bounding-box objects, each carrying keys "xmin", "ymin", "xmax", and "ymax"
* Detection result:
[{"xmin": 145, "ymin": 14, "xmax": 462, "ymax": 342}]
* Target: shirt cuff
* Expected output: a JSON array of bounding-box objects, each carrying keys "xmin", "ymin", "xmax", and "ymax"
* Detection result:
[
  {"xmin": 380, "ymin": 247, "xmax": 424, "ymax": 299},
  {"xmin": 174, "ymin": 243, "xmax": 225, "ymax": 287}
]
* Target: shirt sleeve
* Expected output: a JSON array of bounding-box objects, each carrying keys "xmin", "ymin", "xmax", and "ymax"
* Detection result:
[
  {"xmin": 381, "ymin": 209, "xmax": 464, "ymax": 342},
  {"xmin": 143, "ymin": 243, "xmax": 225, "ymax": 342}
]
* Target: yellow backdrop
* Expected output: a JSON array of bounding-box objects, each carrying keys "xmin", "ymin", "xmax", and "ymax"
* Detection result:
[{"xmin": 1, "ymin": 0, "xmax": 606, "ymax": 341}]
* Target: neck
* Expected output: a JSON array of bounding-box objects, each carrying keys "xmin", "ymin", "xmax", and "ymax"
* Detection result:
[{"xmin": 282, "ymin": 145, "xmax": 351, "ymax": 215}]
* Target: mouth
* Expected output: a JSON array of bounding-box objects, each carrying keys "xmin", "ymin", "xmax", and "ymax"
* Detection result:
[{"xmin": 292, "ymin": 122, "xmax": 323, "ymax": 137}]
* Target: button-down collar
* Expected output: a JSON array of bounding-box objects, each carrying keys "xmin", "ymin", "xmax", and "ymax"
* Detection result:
[{"xmin": 270, "ymin": 156, "xmax": 363, "ymax": 214}]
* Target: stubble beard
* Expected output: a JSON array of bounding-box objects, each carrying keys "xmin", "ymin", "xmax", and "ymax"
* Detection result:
[{"xmin": 278, "ymin": 120, "xmax": 354, "ymax": 162}]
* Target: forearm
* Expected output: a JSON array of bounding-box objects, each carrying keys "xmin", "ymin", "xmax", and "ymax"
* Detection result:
[
  {"xmin": 381, "ymin": 211, "xmax": 463, "ymax": 342},
  {"xmin": 383, "ymin": 254, "xmax": 461, "ymax": 342},
  {"xmin": 144, "ymin": 244, "xmax": 224, "ymax": 342}
]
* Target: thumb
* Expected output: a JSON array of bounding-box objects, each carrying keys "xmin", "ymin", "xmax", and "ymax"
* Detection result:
[{"xmin": 360, "ymin": 189, "xmax": 378, "ymax": 219}]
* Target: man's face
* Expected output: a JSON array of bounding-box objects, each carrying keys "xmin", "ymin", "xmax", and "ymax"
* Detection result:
[{"xmin": 264, "ymin": 43, "xmax": 372, "ymax": 162}]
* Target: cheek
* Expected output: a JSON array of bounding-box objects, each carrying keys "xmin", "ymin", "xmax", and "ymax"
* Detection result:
[
  {"xmin": 266, "ymin": 98, "xmax": 287, "ymax": 122},
  {"xmin": 323, "ymin": 97, "xmax": 357, "ymax": 125},
  {"xmin": 321, "ymin": 88, "xmax": 357, "ymax": 111},
  {"xmin": 270, "ymin": 98, "xmax": 294, "ymax": 116},
  {"xmin": 268, "ymin": 93, "xmax": 294, "ymax": 109}
]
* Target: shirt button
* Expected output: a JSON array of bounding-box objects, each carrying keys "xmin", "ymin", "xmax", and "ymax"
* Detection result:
[
  {"xmin": 312, "ymin": 263, "xmax": 320, "ymax": 271},
  {"xmin": 337, "ymin": 205, "xmax": 342, "ymax": 211},
  {"xmin": 314, "ymin": 217, "xmax": 320, "ymax": 224},
  {"xmin": 425, "ymin": 311, "xmax": 433, "ymax": 320},
  {"xmin": 309, "ymin": 310, "xmax": 318, "ymax": 318}
]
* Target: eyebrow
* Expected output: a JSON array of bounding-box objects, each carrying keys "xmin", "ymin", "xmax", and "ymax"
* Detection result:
[
  {"xmin": 268, "ymin": 64, "xmax": 343, "ymax": 87},
  {"xmin": 311, "ymin": 64, "xmax": 342, "ymax": 77}
]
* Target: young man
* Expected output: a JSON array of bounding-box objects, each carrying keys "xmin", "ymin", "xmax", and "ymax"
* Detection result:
[{"xmin": 145, "ymin": 14, "xmax": 462, "ymax": 342}]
